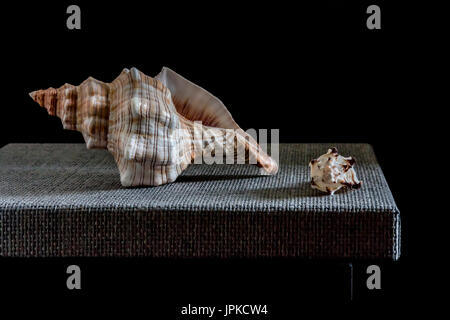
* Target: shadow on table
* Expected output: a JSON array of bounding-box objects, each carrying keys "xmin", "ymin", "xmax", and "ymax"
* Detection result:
[
  {"xmin": 230, "ymin": 181, "xmax": 352, "ymax": 199},
  {"xmin": 176, "ymin": 174, "xmax": 262, "ymax": 183}
]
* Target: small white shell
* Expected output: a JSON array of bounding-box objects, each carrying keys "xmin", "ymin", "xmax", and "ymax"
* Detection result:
[{"xmin": 309, "ymin": 147, "xmax": 361, "ymax": 195}]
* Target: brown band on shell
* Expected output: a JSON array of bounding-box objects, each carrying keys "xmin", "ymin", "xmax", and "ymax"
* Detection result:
[{"xmin": 347, "ymin": 157, "xmax": 356, "ymax": 166}]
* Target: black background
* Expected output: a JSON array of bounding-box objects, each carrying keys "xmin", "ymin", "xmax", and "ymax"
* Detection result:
[{"xmin": 0, "ymin": 0, "xmax": 434, "ymax": 315}]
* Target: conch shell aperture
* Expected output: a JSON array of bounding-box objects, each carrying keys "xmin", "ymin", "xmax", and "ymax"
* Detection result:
[
  {"xmin": 309, "ymin": 147, "xmax": 361, "ymax": 195},
  {"xmin": 30, "ymin": 67, "xmax": 278, "ymax": 187}
]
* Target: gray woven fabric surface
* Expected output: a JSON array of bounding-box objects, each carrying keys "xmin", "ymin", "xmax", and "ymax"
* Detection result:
[{"xmin": 0, "ymin": 143, "xmax": 400, "ymax": 259}]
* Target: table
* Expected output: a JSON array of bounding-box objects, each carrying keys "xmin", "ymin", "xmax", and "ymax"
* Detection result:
[{"xmin": 0, "ymin": 143, "xmax": 400, "ymax": 259}]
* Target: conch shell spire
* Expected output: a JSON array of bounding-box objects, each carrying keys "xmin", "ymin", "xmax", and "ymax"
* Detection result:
[
  {"xmin": 30, "ymin": 78, "xmax": 110, "ymax": 149},
  {"xmin": 29, "ymin": 67, "xmax": 278, "ymax": 186}
]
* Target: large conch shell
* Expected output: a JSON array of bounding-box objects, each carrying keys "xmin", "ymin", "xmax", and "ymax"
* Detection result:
[{"xmin": 29, "ymin": 67, "xmax": 278, "ymax": 186}]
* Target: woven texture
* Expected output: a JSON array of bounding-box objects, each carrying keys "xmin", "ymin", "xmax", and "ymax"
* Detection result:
[{"xmin": 0, "ymin": 143, "xmax": 400, "ymax": 259}]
